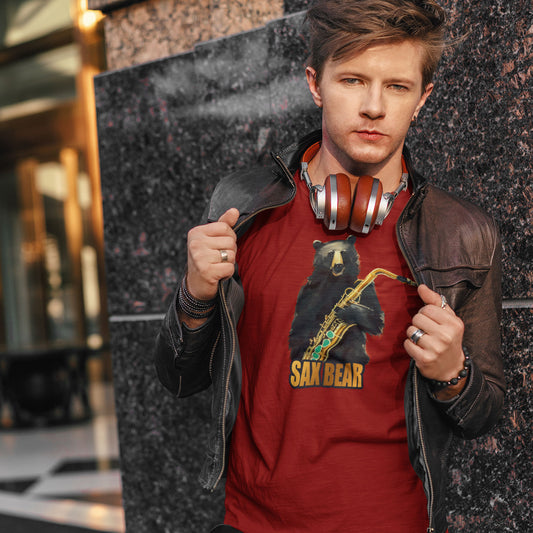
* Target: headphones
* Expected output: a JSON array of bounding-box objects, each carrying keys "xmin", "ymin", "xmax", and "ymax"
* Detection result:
[{"xmin": 300, "ymin": 142, "xmax": 409, "ymax": 234}]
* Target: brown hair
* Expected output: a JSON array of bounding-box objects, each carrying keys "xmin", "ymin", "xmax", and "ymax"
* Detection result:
[{"xmin": 306, "ymin": 0, "xmax": 448, "ymax": 88}]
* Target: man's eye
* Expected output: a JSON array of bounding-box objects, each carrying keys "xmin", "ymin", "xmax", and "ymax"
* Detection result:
[
  {"xmin": 391, "ymin": 84, "xmax": 408, "ymax": 91},
  {"xmin": 343, "ymin": 78, "xmax": 361, "ymax": 85}
]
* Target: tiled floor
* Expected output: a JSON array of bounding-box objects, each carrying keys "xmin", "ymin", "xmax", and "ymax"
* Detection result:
[{"xmin": 0, "ymin": 382, "xmax": 125, "ymax": 532}]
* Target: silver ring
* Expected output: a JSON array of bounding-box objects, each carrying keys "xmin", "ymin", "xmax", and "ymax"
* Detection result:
[
  {"xmin": 219, "ymin": 249, "xmax": 229, "ymax": 263},
  {"xmin": 440, "ymin": 294, "xmax": 447, "ymax": 309},
  {"xmin": 410, "ymin": 329, "xmax": 425, "ymax": 345}
]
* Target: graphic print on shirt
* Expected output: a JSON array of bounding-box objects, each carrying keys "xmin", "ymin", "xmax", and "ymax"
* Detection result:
[{"xmin": 288, "ymin": 235, "xmax": 415, "ymax": 389}]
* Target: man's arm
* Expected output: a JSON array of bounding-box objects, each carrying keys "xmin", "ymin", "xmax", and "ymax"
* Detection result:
[
  {"xmin": 154, "ymin": 289, "xmax": 219, "ymax": 397},
  {"xmin": 154, "ymin": 208, "xmax": 239, "ymax": 397},
  {"xmin": 436, "ymin": 236, "xmax": 505, "ymax": 438}
]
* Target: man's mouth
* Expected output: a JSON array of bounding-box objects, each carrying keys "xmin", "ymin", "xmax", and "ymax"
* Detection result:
[{"xmin": 356, "ymin": 130, "xmax": 385, "ymax": 141}]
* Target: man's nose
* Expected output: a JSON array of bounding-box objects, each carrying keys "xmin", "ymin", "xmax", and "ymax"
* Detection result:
[{"xmin": 360, "ymin": 85, "xmax": 385, "ymax": 119}]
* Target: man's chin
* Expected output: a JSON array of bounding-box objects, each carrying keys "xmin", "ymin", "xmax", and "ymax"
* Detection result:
[{"xmin": 344, "ymin": 149, "xmax": 392, "ymax": 171}]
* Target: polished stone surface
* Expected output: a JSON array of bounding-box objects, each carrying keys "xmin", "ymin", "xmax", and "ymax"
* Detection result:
[
  {"xmin": 268, "ymin": 12, "xmax": 321, "ymax": 147},
  {"xmin": 284, "ymin": 0, "xmax": 311, "ymax": 14},
  {"xmin": 109, "ymin": 319, "xmax": 225, "ymax": 531},
  {"xmin": 446, "ymin": 308, "xmax": 532, "ymax": 532},
  {"xmin": 193, "ymin": 26, "xmax": 272, "ymax": 172},
  {"xmin": 96, "ymin": 49, "xmax": 210, "ymax": 316},
  {"xmin": 407, "ymin": 0, "xmax": 531, "ymax": 299},
  {"xmin": 94, "ymin": 1, "xmax": 532, "ymax": 531},
  {"xmin": 101, "ymin": 0, "xmax": 284, "ymax": 70},
  {"xmin": 0, "ymin": 382, "xmax": 125, "ymax": 532}
]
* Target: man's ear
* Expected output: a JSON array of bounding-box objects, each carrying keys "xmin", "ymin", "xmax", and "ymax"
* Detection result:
[
  {"xmin": 306, "ymin": 66, "xmax": 323, "ymax": 108},
  {"xmin": 413, "ymin": 82, "xmax": 434, "ymax": 119}
]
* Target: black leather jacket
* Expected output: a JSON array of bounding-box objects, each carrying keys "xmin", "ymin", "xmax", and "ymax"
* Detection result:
[{"xmin": 154, "ymin": 131, "xmax": 505, "ymax": 533}]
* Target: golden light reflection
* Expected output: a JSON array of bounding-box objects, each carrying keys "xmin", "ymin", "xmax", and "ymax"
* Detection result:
[{"xmin": 77, "ymin": 0, "xmax": 105, "ymax": 32}]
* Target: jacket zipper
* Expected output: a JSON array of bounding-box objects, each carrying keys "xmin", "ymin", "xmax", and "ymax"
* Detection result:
[
  {"xmin": 208, "ymin": 153, "xmax": 296, "ymax": 490},
  {"xmin": 414, "ymin": 366, "xmax": 436, "ymax": 532},
  {"xmin": 395, "ymin": 191, "xmax": 422, "ymax": 285},
  {"xmin": 208, "ymin": 331, "xmax": 221, "ymax": 379},
  {"xmin": 210, "ymin": 285, "xmax": 236, "ymax": 491},
  {"xmin": 396, "ymin": 188, "xmax": 436, "ymax": 532}
]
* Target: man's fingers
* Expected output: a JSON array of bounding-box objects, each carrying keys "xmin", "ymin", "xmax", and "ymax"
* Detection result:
[
  {"xmin": 185, "ymin": 209, "xmax": 239, "ymax": 301},
  {"xmin": 218, "ymin": 208, "xmax": 240, "ymax": 227},
  {"xmin": 199, "ymin": 209, "xmax": 239, "ymax": 239},
  {"xmin": 418, "ymin": 284, "xmax": 454, "ymax": 316},
  {"xmin": 417, "ymin": 284, "xmax": 441, "ymax": 306},
  {"xmin": 210, "ymin": 248, "xmax": 236, "ymax": 265}
]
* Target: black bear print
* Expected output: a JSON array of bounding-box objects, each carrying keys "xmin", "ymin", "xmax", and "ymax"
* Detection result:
[{"xmin": 289, "ymin": 235, "xmax": 384, "ymax": 364}]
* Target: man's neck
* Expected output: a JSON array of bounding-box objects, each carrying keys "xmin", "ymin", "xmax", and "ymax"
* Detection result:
[{"xmin": 308, "ymin": 144, "xmax": 405, "ymax": 193}]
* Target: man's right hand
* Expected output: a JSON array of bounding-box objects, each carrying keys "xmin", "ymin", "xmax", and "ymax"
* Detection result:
[{"xmin": 185, "ymin": 208, "xmax": 240, "ymax": 301}]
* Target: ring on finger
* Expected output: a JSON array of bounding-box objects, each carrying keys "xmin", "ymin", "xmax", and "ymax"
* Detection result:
[
  {"xmin": 220, "ymin": 249, "xmax": 229, "ymax": 263},
  {"xmin": 410, "ymin": 328, "xmax": 426, "ymax": 345},
  {"xmin": 440, "ymin": 294, "xmax": 447, "ymax": 309}
]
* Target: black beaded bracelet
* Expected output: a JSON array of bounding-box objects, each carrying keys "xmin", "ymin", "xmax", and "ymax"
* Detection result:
[
  {"xmin": 177, "ymin": 276, "xmax": 217, "ymax": 319},
  {"xmin": 428, "ymin": 347, "xmax": 472, "ymax": 390}
]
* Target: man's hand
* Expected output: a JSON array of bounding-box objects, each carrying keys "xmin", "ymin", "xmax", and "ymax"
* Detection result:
[
  {"xmin": 186, "ymin": 208, "xmax": 240, "ymax": 301},
  {"xmin": 404, "ymin": 284, "xmax": 467, "ymax": 400}
]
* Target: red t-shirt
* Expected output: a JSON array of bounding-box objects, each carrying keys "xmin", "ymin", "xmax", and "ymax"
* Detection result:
[{"xmin": 224, "ymin": 172, "xmax": 428, "ymax": 532}]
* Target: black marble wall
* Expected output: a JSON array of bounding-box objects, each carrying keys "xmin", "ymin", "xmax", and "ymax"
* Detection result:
[{"xmin": 94, "ymin": 2, "xmax": 531, "ymax": 531}]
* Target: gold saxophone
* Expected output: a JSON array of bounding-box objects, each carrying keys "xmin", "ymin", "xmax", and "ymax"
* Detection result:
[{"xmin": 302, "ymin": 268, "xmax": 417, "ymax": 362}]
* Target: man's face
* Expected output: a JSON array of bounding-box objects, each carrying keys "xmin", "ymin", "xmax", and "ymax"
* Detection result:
[{"xmin": 306, "ymin": 40, "xmax": 433, "ymax": 180}]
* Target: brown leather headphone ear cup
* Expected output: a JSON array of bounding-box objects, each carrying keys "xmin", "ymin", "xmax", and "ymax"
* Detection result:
[
  {"xmin": 350, "ymin": 176, "xmax": 383, "ymax": 234},
  {"xmin": 324, "ymin": 173, "xmax": 352, "ymax": 230}
]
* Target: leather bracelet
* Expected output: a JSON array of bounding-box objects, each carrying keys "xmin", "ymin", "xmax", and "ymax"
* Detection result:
[
  {"xmin": 428, "ymin": 347, "xmax": 472, "ymax": 390},
  {"xmin": 178, "ymin": 276, "xmax": 217, "ymax": 319}
]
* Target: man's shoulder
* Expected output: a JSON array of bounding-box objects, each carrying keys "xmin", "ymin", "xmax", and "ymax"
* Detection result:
[
  {"xmin": 419, "ymin": 184, "xmax": 500, "ymax": 258},
  {"xmin": 424, "ymin": 184, "xmax": 496, "ymax": 227}
]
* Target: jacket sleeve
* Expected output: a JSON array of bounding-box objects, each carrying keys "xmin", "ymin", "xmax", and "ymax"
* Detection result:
[
  {"xmin": 429, "ymin": 220, "xmax": 505, "ymax": 439},
  {"xmin": 154, "ymin": 286, "xmax": 221, "ymax": 397}
]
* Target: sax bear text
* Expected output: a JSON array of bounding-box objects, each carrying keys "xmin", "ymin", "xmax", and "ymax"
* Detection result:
[{"xmin": 290, "ymin": 360, "xmax": 364, "ymax": 389}]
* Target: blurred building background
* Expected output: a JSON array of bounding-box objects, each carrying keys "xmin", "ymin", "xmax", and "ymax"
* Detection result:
[
  {"xmin": 0, "ymin": 0, "xmax": 286, "ymax": 429},
  {"xmin": 0, "ymin": 3, "xmax": 124, "ymax": 532},
  {"xmin": 0, "ymin": 0, "xmax": 109, "ymax": 427}
]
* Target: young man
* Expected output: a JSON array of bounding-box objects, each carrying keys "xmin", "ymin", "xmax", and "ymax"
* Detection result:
[{"xmin": 155, "ymin": 1, "xmax": 505, "ymax": 531}]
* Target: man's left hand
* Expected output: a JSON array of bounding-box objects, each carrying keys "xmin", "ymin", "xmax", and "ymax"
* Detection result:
[{"xmin": 404, "ymin": 284, "xmax": 467, "ymax": 400}]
